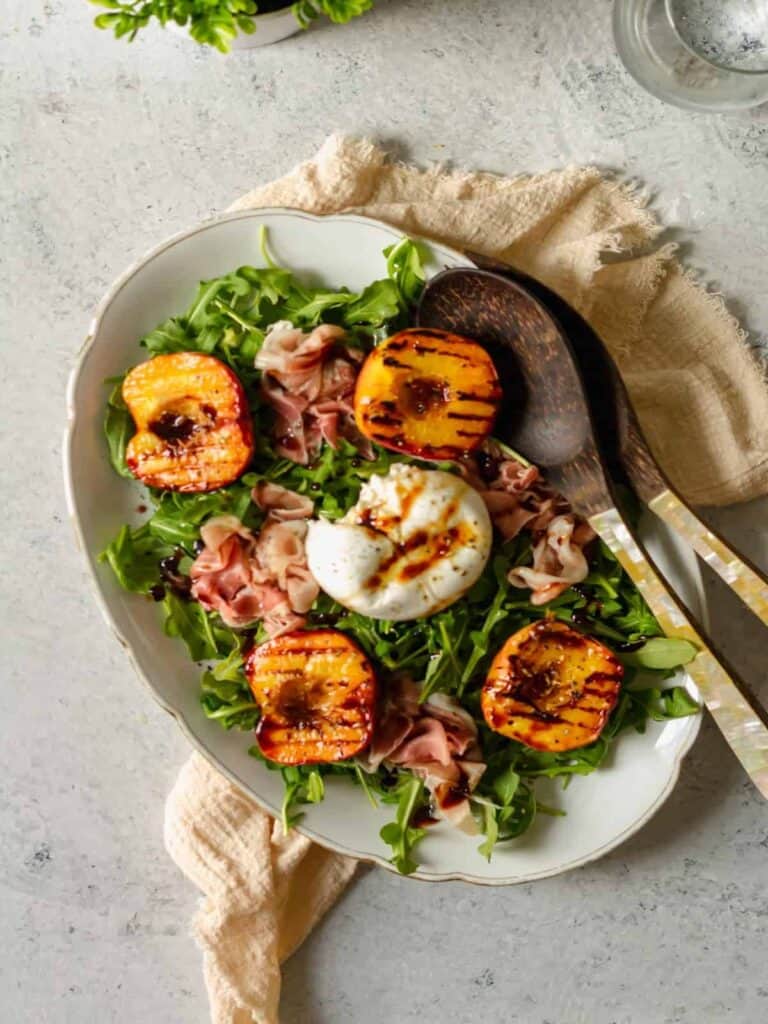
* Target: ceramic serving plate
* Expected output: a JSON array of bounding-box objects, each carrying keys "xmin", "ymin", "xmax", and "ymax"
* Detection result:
[{"xmin": 64, "ymin": 209, "xmax": 703, "ymax": 883}]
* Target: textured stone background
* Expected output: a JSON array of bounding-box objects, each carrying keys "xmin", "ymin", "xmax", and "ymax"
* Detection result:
[{"xmin": 1, "ymin": 1, "xmax": 768, "ymax": 1021}]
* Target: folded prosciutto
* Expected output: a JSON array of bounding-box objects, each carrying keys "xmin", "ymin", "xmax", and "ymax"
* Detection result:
[
  {"xmin": 255, "ymin": 321, "xmax": 370, "ymax": 464},
  {"xmin": 507, "ymin": 514, "xmax": 595, "ymax": 605},
  {"xmin": 190, "ymin": 483, "xmax": 319, "ymax": 637},
  {"xmin": 362, "ymin": 678, "xmax": 486, "ymax": 834},
  {"xmin": 467, "ymin": 446, "xmax": 595, "ymax": 605}
]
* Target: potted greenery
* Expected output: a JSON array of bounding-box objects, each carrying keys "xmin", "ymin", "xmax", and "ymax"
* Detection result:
[{"xmin": 90, "ymin": 0, "xmax": 374, "ymax": 51}]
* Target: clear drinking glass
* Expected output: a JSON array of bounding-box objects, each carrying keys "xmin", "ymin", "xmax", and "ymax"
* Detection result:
[{"xmin": 613, "ymin": 0, "xmax": 768, "ymax": 111}]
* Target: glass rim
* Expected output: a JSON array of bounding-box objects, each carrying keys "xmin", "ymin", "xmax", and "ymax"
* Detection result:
[{"xmin": 664, "ymin": 0, "xmax": 768, "ymax": 77}]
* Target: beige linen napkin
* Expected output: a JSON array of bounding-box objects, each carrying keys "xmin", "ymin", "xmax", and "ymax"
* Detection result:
[
  {"xmin": 165, "ymin": 754, "xmax": 357, "ymax": 1024},
  {"xmin": 233, "ymin": 134, "xmax": 768, "ymax": 506},
  {"xmin": 165, "ymin": 135, "xmax": 768, "ymax": 1024}
]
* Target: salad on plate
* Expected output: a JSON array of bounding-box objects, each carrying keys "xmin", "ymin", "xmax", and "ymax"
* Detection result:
[{"xmin": 102, "ymin": 232, "xmax": 699, "ymax": 874}]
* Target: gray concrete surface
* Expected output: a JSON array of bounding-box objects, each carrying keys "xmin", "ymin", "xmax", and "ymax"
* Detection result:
[{"xmin": 2, "ymin": 0, "xmax": 768, "ymax": 1021}]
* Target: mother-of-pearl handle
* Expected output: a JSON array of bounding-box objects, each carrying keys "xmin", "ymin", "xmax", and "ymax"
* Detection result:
[
  {"xmin": 590, "ymin": 506, "xmax": 768, "ymax": 799},
  {"xmin": 649, "ymin": 489, "xmax": 768, "ymax": 629}
]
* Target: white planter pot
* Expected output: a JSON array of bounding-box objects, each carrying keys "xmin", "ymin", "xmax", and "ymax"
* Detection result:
[
  {"xmin": 170, "ymin": 6, "xmax": 302, "ymax": 50},
  {"xmin": 230, "ymin": 6, "xmax": 301, "ymax": 48}
]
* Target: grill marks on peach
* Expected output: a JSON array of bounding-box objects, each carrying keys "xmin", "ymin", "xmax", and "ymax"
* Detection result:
[
  {"xmin": 482, "ymin": 620, "xmax": 623, "ymax": 752},
  {"xmin": 384, "ymin": 336, "xmax": 476, "ymax": 359},
  {"xmin": 246, "ymin": 629, "xmax": 377, "ymax": 765},
  {"xmin": 122, "ymin": 352, "xmax": 253, "ymax": 492},
  {"xmin": 354, "ymin": 328, "xmax": 501, "ymax": 460},
  {"xmin": 446, "ymin": 411, "xmax": 492, "ymax": 422}
]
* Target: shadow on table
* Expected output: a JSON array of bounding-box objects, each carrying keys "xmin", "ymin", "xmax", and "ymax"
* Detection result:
[
  {"xmin": 603, "ymin": 715, "xmax": 742, "ymax": 870},
  {"xmin": 279, "ymin": 863, "xmax": 374, "ymax": 1024}
]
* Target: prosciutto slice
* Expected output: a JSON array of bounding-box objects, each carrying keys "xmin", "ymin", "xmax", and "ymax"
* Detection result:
[
  {"xmin": 252, "ymin": 480, "xmax": 314, "ymax": 521},
  {"xmin": 466, "ymin": 444, "xmax": 594, "ymax": 605},
  {"xmin": 255, "ymin": 521, "xmax": 318, "ymax": 614},
  {"xmin": 507, "ymin": 514, "xmax": 595, "ymax": 605},
  {"xmin": 190, "ymin": 515, "xmax": 292, "ymax": 632},
  {"xmin": 363, "ymin": 678, "xmax": 485, "ymax": 835},
  {"xmin": 190, "ymin": 484, "xmax": 318, "ymax": 636},
  {"xmin": 256, "ymin": 321, "xmax": 369, "ymax": 464}
]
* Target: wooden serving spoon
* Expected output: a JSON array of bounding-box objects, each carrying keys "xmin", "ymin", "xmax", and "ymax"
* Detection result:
[
  {"xmin": 416, "ymin": 266, "xmax": 768, "ymax": 798},
  {"xmin": 465, "ymin": 251, "xmax": 768, "ymax": 632}
]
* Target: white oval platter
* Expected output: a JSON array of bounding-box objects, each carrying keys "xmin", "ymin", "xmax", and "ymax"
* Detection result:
[{"xmin": 64, "ymin": 208, "xmax": 702, "ymax": 883}]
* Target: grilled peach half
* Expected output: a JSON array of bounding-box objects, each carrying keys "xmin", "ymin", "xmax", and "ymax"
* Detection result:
[
  {"xmin": 246, "ymin": 629, "xmax": 377, "ymax": 766},
  {"xmin": 354, "ymin": 328, "xmax": 501, "ymax": 460},
  {"xmin": 122, "ymin": 352, "xmax": 253, "ymax": 492},
  {"xmin": 482, "ymin": 620, "xmax": 623, "ymax": 753}
]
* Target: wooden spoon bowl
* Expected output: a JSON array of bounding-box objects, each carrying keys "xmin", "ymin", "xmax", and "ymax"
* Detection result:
[{"xmin": 416, "ymin": 267, "xmax": 611, "ymax": 518}]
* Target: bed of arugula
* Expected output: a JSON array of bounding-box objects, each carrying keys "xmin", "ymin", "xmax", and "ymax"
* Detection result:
[{"xmin": 101, "ymin": 233, "xmax": 700, "ymax": 875}]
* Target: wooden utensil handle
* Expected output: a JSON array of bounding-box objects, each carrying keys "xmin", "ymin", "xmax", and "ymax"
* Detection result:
[
  {"xmin": 590, "ymin": 506, "xmax": 768, "ymax": 799},
  {"xmin": 649, "ymin": 489, "xmax": 768, "ymax": 628}
]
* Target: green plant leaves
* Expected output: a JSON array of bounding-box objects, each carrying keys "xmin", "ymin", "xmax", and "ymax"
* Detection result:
[
  {"xmin": 91, "ymin": 1, "xmax": 372, "ymax": 52},
  {"xmin": 293, "ymin": 0, "xmax": 373, "ymax": 28}
]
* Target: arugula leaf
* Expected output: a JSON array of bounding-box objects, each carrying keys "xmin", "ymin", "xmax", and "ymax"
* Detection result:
[
  {"xmin": 612, "ymin": 590, "xmax": 663, "ymax": 639},
  {"xmin": 162, "ymin": 591, "xmax": 236, "ymax": 662},
  {"xmin": 343, "ymin": 279, "xmax": 402, "ymax": 327},
  {"xmin": 253, "ymin": 440, "xmax": 404, "ymax": 524},
  {"xmin": 476, "ymin": 764, "xmax": 536, "ymax": 860},
  {"xmin": 456, "ymin": 543, "xmax": 530, "ymax": 694},
  {"xmin": 492, "ymin": 764, "xmax": 521, "ymax": 805},
  {"xmin": 384, "ymin": 237, "xmax": 427, "ymax": 306},
  {"xmin": 628, "ymin": 685, "xmax": 701, "ymax": 721},
  {"xmin": 103, "ymin": 377, "xmax": 134, "ymax": 478},
  {"xmin": 621, "ymin": 637, "xmax": 699, "ymax": 670},
  {"xmin": 458, "ymin": 579, "xmax": 509, "ymax": 694},
  {"xmin": 477, "ymin": 802, "xmax": 499, "ymax": 861},
  {"xmin": 100, "ymin": 523, "xmax": 168, "ymax": 593},
  {"xmin": 495, "ymin": 783, "xmax": 536, "ymax": 838},
  {"xmin": 147, "ymin": 481, "xmax": 256, "ymax": 551},
  {"xmin": 200, "ymin": 689, "xmax": 260, "ymax": 730},
  {"xmin": 380, "ymin": 775, "xmax": 428, "ymax": 875},
  {"xmin": 200, "ymin": 646, "xmax": 261, "ymax": 730},
  {"xmin": 516, "ymin": 740, "xmax": 610, "ymax": 778},
  {"xmin": 657, "ymin": 686, "xmax": 701, "ymax": 718},
  {"xmin": 354, "ymin": 764, "xmax": 379, "ymax": 808},
  {"xmin": 583, "ymin": 570, "xmax": 620, "ymax": 601},
  {"xmin": 142, "ymin": 318, "xmax": 192, "ymax": 356},
  {"xmin": 280, "ymin": 767, "xmax": 308, "ymax": 833},
  {"xmin": 277, "ymin": 765, "xmax": 326, "ymax": 833},
  {"xmin": 290, "ymin": 290, "xmax": 355, "ymax": 325},
  {"xmin": 130, "ymin": 237, "xmax": 424, "ymax": 386},
  {"xmin": 306, "ymin": 769, "xmax": 325, "ymax": 803}
]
